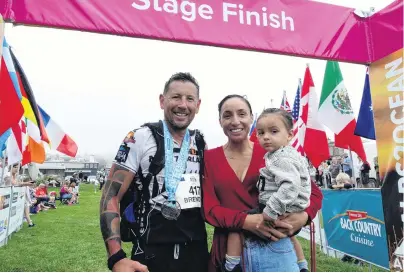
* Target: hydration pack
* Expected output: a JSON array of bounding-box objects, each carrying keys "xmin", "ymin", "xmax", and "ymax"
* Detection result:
[{"xmin": 119, "ymin": 120, "xmax": 205, "ymax": 243}]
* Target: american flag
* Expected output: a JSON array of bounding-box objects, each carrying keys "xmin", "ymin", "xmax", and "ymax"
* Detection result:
[
  {"xmin": 290, "ymin": 79, "xmax": 304, "ymax": 155},
  {"xmin": 280, "ymin": 90, "xmax": 292, "ymax": 113},
  {"xmin": 292, "ymin": 84, "xmax": 301, "ymax": 123}
]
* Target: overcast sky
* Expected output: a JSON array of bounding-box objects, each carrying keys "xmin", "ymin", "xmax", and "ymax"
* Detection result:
[{"xmin": 4, "ymin": 0, "xmax": 393, "ymax": 161}]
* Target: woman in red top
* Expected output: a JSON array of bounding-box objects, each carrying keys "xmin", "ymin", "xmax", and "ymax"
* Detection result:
[
  {"xmin": 35, "ymin": 183, "xmax": 50, "ymax": 209},
  {"xmin": 203, "ymin": 95, "xmax": 323, "ymax": 271}
]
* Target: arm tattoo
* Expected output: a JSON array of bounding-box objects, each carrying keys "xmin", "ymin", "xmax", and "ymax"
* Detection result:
[{"xmin": 100, "ymin": 164, "xmax": 134, "ymax": 257}]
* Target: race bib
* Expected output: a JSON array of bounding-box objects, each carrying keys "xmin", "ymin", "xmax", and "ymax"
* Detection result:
[{"xmin": 176, "ymin": 174, "xmax": 201, "ymax": 209}]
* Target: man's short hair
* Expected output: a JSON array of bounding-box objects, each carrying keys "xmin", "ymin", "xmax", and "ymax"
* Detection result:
[{"xmin": 163, "ymin": 72, "xmax": 199, "ymax": 97}]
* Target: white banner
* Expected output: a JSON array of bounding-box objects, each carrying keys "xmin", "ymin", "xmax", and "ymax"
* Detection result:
[
  {"xmin": 0, "ymin": 187, "xmax": 11, "ymax": 243},
  {"xmin": 8, "ymin": 187, "xmax": 25, "ymax": 234}
]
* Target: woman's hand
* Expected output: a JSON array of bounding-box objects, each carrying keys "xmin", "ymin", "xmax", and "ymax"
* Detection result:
[
  {"xmin": 242, "ymin": 214, "xmax": 293, "ymax": 241},
  {"xmin": 276, "ymin": 211, "xmax": 309, "ymax": 236}
]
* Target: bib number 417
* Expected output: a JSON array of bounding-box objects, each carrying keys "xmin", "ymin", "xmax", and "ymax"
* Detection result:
[{"xmin": 189, "ymin": 186, "xmax": 200, "ymax": 196}]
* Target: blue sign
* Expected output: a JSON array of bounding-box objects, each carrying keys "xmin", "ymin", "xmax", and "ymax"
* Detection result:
[{"xmin": 322, "ymin": 190, "xmax": 389, "ymax": 269}]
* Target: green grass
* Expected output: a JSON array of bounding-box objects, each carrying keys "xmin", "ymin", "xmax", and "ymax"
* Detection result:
[{"xmin": 0, "ymin": 184, "xmax": 386, "ymax": 272}]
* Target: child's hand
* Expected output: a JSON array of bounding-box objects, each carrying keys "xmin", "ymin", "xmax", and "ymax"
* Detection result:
[
  {"xmin": 278, "ymin": 213, "xmax": 290, "ymax": 220},
  {"xmin": 264, "ymin": 220, "xmax": 275, "ymax": 228},
  {"xmin": 262, "ymin": 213, "xmax": 276, "ymax": 227}
]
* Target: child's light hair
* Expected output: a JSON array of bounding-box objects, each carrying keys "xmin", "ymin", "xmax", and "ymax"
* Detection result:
[{"xmin": 336, "ymin": 173, "xmax": 350, "ymax": 185}]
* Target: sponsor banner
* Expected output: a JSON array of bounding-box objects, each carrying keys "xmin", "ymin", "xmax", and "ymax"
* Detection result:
[
  {"xmin": 322, "ymin": 189, "xmax": 389, "ymax": 269},
  {"xmin": 8, "ymin": 187, "xmax": 26, "ymax": 234},
  {"xmin": 0, "ymin": 187, "xmax": 11, "ymax": 243},
  {"xmin": 369, "ymin": 48, "xmax": 404, "ymax": 271}
]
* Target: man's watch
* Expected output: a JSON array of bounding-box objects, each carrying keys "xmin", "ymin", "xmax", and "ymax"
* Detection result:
[{"xmin": 107, "ymin": 249, "xmax": 127, "ymax": 271}]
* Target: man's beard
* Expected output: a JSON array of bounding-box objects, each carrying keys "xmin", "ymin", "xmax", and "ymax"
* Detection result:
[{"xmin": 167, "ymin": 118, "xmax": 190, "ymax": 131}]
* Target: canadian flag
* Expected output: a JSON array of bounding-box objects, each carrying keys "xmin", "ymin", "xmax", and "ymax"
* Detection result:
[{"xmin": 300, "ymin": 66, "xmax": 330, "ymax": 167}]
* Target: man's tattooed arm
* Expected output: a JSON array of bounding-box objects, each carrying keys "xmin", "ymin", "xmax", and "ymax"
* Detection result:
[{"xmin": 100, "ymin": 163, "xmax": 135, "ymax": 257}]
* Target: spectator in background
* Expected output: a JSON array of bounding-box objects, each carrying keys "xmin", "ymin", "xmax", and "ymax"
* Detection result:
[
  {"xmin": 35, "ymin": 183, "xmax": 50, "ymax": 209},
  {"xmin": 342, "ymin": 153, "xmax": 353, "ymax": 178},
  {"xmin": 329, "ymin": 157, "xmax": 342, "ymax": 189},
  {"xmin": 27, "ymin": 183, "xmax": 40, "ymax": 214},
  {"xmin": 47, "ymin": 177, "xmax": 57, "ymax": 187},
  {"xmin": 70, "ymin": 182, "xmax": 79, "ymax": 204},
  {"xmin": 5, "ymin": 162, "xmax": 34, "ymax": 187},
  {"xmin": 60, "ymin": 182, "xmax": 74, "ymax": 205},
  {"xmin": 47, "ymin": 191, "xmax": 57, "ymax": 209},
  {"xmin": 360, "ymin": 160, "xmax": 372, "ymax": 188},
  {"xmin": 0, "ymin": 158, "xmax": 8, "ymax": 186},
  {"xmin": 78, "ymin": 171, "xmax": 83, "ymax": 184},
  {"xmin": 60, "ymin": 182, "xmax": 71, "ymax": 198},
  {"xmin": 319, "ymin": 161, "xmax": 330, "ymax": 188},
  {"xmin": 355, "ymin": 156, "xmax": 362, "ymax": 183},
  {"xmin": 99, "ymin": 175, "xmax": 105, "ymax": 190},
  {"xmin": 22, "ymin": 178, "xmax": 36, "ymax": 227},
  {"xmin": 374, "ymin": 156, "xmax": 380, "ymax": 187},
  {"xmin": 332, "ymin": 173, "xmax": 353, "ymax": 190},
  {"xmin": 307, "ymin": 159, "xmax": 316, "ymax": 181},
  {"xmin": 4, "ymin": 163, "xmax": 20, "ymax": 186},
  {"xmin": 71, "ymin": 175, "xmax": 80, "ymax": 199},
  {"xmin": 337, "ymin": 156, "xmax": 343, "ymax": 166},
  {"xmin": 94, "ymin": 178, "xmax": 99, "ymax": 193},
  {"xmin": 70, "ymin": 177, "xmax": 77, "ymax": 184}
]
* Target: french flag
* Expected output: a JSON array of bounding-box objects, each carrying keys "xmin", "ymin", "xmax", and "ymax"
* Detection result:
[{"xmin": 38, "ymin": 106, "xmax": 78, "ymax": 157}]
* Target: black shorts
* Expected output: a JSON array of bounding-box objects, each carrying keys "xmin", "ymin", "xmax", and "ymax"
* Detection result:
[{"xmin": 131, "ymin": 240, "xmax": 208, "ymax": 272}]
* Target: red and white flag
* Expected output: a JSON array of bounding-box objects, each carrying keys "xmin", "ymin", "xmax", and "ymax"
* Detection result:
[
  {"xmin": 300, "ymin": 66, "xmax": 330, "ymax": 168},
  {"xmin": 6, "ymin": 119, "xmax": 26, "ymax": 166}
]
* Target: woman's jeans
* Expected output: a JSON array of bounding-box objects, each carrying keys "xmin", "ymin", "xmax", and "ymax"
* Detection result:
[
  {"xmin": 243, "ymin": 237, "xmax": 299, "ymax": 272},
  {"xmin": 61, "ymin": 193, "xmax": 72, "ymax": 199}
]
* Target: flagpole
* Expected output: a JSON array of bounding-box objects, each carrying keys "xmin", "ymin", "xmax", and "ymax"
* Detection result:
[{"xmin": 349, "ymin": 148, "xmax": 357, "ymax": 188}]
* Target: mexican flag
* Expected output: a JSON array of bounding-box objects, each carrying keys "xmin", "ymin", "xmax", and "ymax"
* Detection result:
[{"xmin": 318, "ymin": 61, "xmax": 366, "ymax": 161}]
